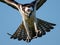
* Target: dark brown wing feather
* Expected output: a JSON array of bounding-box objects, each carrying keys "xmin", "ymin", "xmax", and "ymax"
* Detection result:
[
  {"xmin": 9, "ymin": 18, "xmax": 56, "ymax": 42},
  {"xmin": 10, "ymin": 22, "xmax": 27, "ymax": 41},
  {"xmin": 36, "ymin": 0, "xmax": 47, "ymax": 10},
  {"xmin": 0, "ymin": 0, "xmax": 47, "ymax": 10},
  {"xmin": 10, "ymin": 22, "xmax": 36, "ymax": 42},
  {"xmin": 30, "ymin": 0, "xmax": 47, "ymax": 10},
  {"xmin": 0, "ymin": 0, "xmax": 19, "ymax": 10}
]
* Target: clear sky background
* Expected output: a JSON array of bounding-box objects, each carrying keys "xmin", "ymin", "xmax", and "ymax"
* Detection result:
[{"xmin": 0, "ymin": 0, "xmax": 60, "ymax": 45}]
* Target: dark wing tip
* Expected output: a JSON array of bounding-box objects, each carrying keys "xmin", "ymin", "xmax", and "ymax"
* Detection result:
[
  {"xmin": 52, "ymin": 24, "xmax": 56, "ymax": 26},
  {"xmin": 48, "ymin": 22, "xmax": 56, "ymax": 26},
  {"xmin": 7, "ymin": 33, "xmax": 17, "ymax": 39}
]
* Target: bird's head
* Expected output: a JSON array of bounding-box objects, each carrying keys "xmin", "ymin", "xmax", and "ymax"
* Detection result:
[{"xmin": 20, "ymin": 4, "xmax": 34, "ymax": 18}]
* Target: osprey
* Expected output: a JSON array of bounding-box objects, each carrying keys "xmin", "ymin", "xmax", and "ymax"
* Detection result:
[{"xmin": 0, "ymin": 0, "xmax": 56, "ymax": 42}]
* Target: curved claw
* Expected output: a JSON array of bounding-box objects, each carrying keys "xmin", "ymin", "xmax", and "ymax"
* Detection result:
[{"xmin": 26, "ymin": 36, "xmax": 31, "ymax": 42}]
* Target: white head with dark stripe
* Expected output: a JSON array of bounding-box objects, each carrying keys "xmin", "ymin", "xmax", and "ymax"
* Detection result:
[{"xmin": 19, "ymin": 4, "xmax": 34, "ymax": 18}]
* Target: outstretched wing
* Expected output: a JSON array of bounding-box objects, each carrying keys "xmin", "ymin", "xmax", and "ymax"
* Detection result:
[
  {"xmin": 7, "ymin": 18, "xmax": 56, "ymax": 42},
  {"xmin": 30, "ymin": 0, "xmax": 47, "ymax": 10},
  {"xmin": 36, "ymin": 0, "xmax": 47, "ymax": 10},
  {"xmin": 8, "ymin": 22, "xmax": 36, "ymax": 42},
  {"xmin": 0, "ymin": 0, "xmax": 20, "ymax": 10},
  {"xmin": 0, "ymin": 0, "xmax": 47, "ymax": 10},
  {"xmin": 7, "ymin": 22, "xmax": 28, "ymax": 41}
]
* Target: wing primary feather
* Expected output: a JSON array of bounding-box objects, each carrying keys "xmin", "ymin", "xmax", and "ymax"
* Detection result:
[
  {"xmin": 37, "ymin": 18, "xmax": 56, "ymax": 32},
  {"xmin": 36, "ymin": 0, "xmax": 47, "ymax": 10},
  {"xmin": 0, "ymin": 0, "xmax": 20, "ymax": 10}
]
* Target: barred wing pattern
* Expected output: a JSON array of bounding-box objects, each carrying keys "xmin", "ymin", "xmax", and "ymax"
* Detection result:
[
  {"xmin": 0, "ymin": 0, "xmax": 56, "ymax": 42},
  {"xmin": 30, "ymin": 0, "xmax": 47, "ymax": 10},
  {"xmin": 8, "ymin": 18, "xmax": 56, "ymax": 42}
]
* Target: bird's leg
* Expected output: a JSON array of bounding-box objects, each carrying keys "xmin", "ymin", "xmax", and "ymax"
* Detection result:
[
  {"xmin": 23, "ymin": 20, "xmax": 31, "ymax": 42},
  {"xmin": 34, "ymin": 18, "xmax": 41, "ymax": 38},
  {"xmin": 33, "ymin": 0, "xmax": 41, "ymax": 38}
]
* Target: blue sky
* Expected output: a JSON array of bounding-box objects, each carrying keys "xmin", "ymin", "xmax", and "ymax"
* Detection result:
[{"xmin": 0, "ymin": 0, "xmax": 60, "ymax": 45}]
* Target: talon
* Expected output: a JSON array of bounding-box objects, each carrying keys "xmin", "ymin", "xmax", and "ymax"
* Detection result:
[
  {"xmin": 26, "ymin": 36, "xmax": 31, "ymax": 42},
  {"xmin": 27, "ymin": 36, "xmax": 31, "ymax": 39},
  {"xmin": 33, "ymin": 30, "xmax": 39, "ymax": 38},
  {"xmin": 34, "ymin": 30, "xmax": 42, "ymax": 38},
  {"xmin": 38, "ymin": 30, "xmax": 42, "ymax": 37}
]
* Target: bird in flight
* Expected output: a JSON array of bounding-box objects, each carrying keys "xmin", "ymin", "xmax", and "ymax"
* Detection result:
[{"xmin": 0, "ymin": 0, "xmax": 56, "ymax": 42}]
